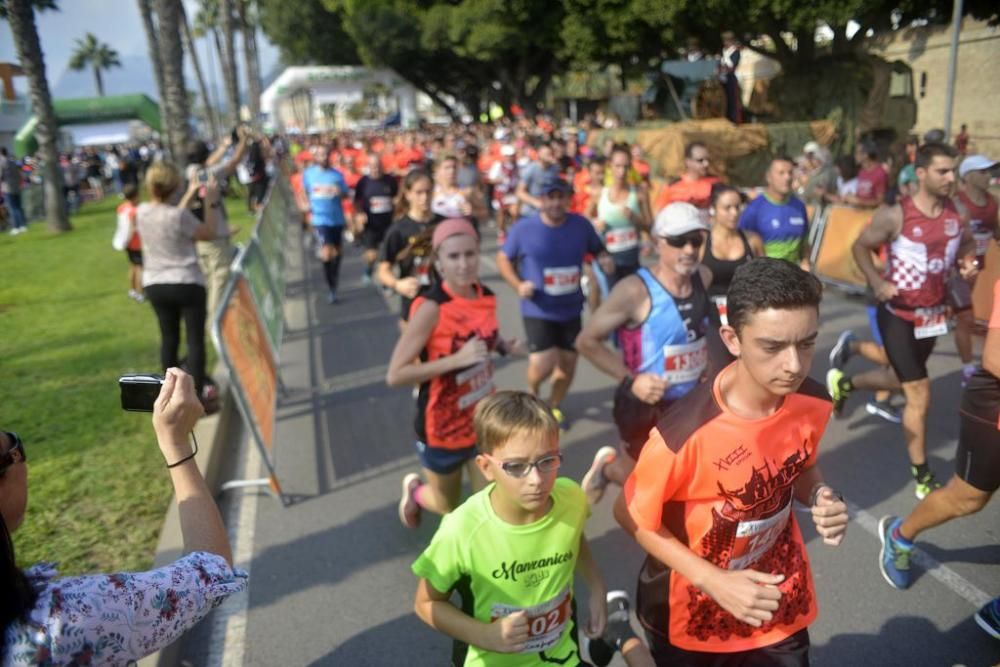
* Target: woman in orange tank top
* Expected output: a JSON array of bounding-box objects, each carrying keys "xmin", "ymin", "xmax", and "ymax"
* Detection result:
[{"xmin": 387, "ymin": 219, "xmax": 525, "ymax": 528}]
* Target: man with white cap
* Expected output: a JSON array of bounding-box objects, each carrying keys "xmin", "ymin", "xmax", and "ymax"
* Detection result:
[{"xmin": 576, "ymin": 202, "xmax": 718, "ymax": 505}]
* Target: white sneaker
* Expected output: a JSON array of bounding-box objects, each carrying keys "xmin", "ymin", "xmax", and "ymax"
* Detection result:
[{"xmin": 581, "ymin": 446, "xmax": 617, "ymax": 505}]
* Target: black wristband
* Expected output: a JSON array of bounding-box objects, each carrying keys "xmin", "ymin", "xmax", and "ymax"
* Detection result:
[
  {"xmin": 622, "ymin": 374, "xmax": 634, "ymax": 389},
  {"xmin": 166, "ymin": 431, "xmax": 199, "ymax": 468}
]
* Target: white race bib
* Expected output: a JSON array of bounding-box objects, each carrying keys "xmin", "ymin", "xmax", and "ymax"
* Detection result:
[
  {"xmin": 712, "ymin": 295, "xmax": 729, "ymax": 327},
  {"xmin": 490, "ymin": 587, "xmax": 572, "ymax": 654},
  {"xmin": 311, "ymin": 183, "xmax": 339, "ymax": 199},
  {"xmin": 729, "ymin": 500, "xmax": 792, "ymax": 570},
  {"xmin": 414, "ymin": 257, "xmax": 432, "ymax": 286},
  {"xmin": 605, "ymin": 227, "xmax": 639, "ymax": 253},
  {"xmin": 663, "ymin": 337, "xmax": 708, "ymax": 384},
  {"xmin": 456, "ymin": 361, "xmax": 494, "ymax": 410},
  {"xmin": 542, "ymin": 266, "xmax": 580, "ymax": 296},
  {"xmin": 370, "ymin": 195, "xmax": 393, "ymax": 215},
  {"xmin": 973, "ymin": 229, "xmax": 992, "ymax": 258},
  {"xmin": 914, "ymin": 305, "xmax": 949, "ymax": 340}
]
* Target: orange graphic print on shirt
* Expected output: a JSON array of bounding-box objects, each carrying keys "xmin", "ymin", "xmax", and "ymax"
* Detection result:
[
  {"xmin": 413, "ymin": 282, "xmax": 500, "ymax": 449},
  {"xmin": 624, "ymin": 363, "xmax": 832, "ymax": 653}
]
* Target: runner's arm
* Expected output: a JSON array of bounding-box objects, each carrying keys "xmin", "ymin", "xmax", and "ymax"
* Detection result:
[
  {"xmin": 637, "ymin": 188, "xmax": 653, "ymax": 232},
  {"xmin": 575, "ymin": 278, "xmax": 642, "ymax": 382},
  {"xmin": 575, "ymin": 535, "xmax": 608, "ymax": 638},
  {"xmin": 495, "ymin": 250, "xmax": 525, "ymax": 292},
  {"xmin": 376, "ymin": 260, "xmax": 399, "ymax": 291},
  {"xmin": 852, "ymin": 205, "xmax": 901, "ymax": 292},
  {"xmin": 515, "ymin": 180, "xmax": 542, "ymax": 211},
  {"xmin": 747, "ymin": 231, "xmax": 765, "ymax": 257},
  {"xmin": 414, "ymin": 578, "xmax": 526, "ymax": 653},
  {"xmin": 386, "ymin": 301, "xmax": 449, "ymax": 387}
]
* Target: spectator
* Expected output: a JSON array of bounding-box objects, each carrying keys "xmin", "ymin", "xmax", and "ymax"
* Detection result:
[
  {"xmin": 720, "ymin": 31, "xmax": 743, "ymax": 124},
  {"xmin": 137, "ymin": 161, "xmax": 221, "ymax": 410},
  {"xmin": 835, "ymin": 154, "xmax": 859, "ymax": 201},
  {"xmin": 954, "ymin": 123, "xmax": 970, "ymax": 156},
  {"xmin": 184, "ymin": 128, "xmax": 250, "ymax": 330},
  {"xmin": 798, "ymin": 141, "xmax": 837, "ymax": 207},
  {"xmin": 847, "ymin": 140, "xmax": 888, "ymax": 208},
  {"xmin": 0, "ymin": 370, "xmax": 247, "ymax": 664},
  {"xmin": 0, "ymin": 148, "xmax": 27, "ymax": 235},
  {"xmin": 116, "ymin": 182, "xmax": 144, "ymax": 302}
]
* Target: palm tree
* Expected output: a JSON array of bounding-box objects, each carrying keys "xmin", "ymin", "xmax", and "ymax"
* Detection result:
[
  {"xmin": 235, "ymin": 0, "xmax": 261, "ymax": 128},
  {"xmin": 180, "ymin": 1, "xmax": 220, "ymax": 139},
  {"xmin": 67, "ymin": 33, "xmax": 121, "ymax": 97},
  {"xmin": 196, "ymin": 0, "xmax": 240, "ymax": 127},
  {"xmin": 1, "ymin": 0, "xmax": 70, "ymax": 232},
  {"xmin": 136, "ymin": 0, "xmax": 166, "ymax": 104},
  {"xmin": 153, "ymin": 0, "xmax": 191, "ymax": 166}
]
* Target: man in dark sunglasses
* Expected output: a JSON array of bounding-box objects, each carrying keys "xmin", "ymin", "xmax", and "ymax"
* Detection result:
[{"xmin": 577, "ymin": 202, "xmax": 722, "ymax": 506}]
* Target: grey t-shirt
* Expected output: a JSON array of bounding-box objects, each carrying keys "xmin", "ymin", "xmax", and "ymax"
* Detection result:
[
  {"xmin": 520, "ymin": 161, "xmax": 561, "ymax": 216},
  {"xmin": 136, "ymin": 202, "xmax": 205, "ymax": 287},
  {"xmin": 0, "ymin": 155, "xmax": 21, "ymax": 194}
]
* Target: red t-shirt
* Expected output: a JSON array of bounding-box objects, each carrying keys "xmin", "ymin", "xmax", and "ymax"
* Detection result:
[
  {"xmin": 624, "ymin": 364, "xmax": 831, "ymax": 652},
  {"xmin": 956, "ymin": 190, "xmax": 999, "ymax": 259},
  {"xmin": 654, "ymin": 176, "xmax": 719, "ymax": 213},
  {"xmin": 856, "ymin": 165, "xmax": 888, "ymax": 204},
  {"xmin": 117, "ymin": 201, "xmax": 141, "ymax": 251}
]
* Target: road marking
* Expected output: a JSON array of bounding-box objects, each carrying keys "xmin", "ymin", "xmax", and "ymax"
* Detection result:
[{"xmin": 848, "ymin": 500, "xmax": 993, "ymax": 609}]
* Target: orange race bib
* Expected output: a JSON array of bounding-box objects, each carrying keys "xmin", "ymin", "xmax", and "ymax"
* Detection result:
[
  {"xmin": 491, "ymin": 587, "xmax": 572, "ymax": 654},
  {"xmin": 543, "ymin": 266, "xmax": 580, "ymax": 296},
  {"xmin": 663, "ymin": 338, "xmax": 708, "ymax": 384},
  {"xmin": 914, "ymin": 305, "xmax": 949, "ymax": 340}
]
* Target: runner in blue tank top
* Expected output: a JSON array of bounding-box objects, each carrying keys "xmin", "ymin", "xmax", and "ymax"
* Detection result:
[{"xmin": 576, "ymin": 202, "xmax": 722, "ymax": 505}]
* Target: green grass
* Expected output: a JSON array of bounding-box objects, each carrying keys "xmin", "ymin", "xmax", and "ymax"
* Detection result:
[{"xmin": 0, "ymin": 192, "xmax": 256, "ymax": 575}]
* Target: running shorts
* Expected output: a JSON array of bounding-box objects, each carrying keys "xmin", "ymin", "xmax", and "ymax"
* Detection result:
[
  {"xmin": 613, "ymin": 378, "xmax": 673, "ymax": 461},
  {"xmin": 955, "ymin": 369, "xmax": 1000, "ymax": 492},
  {"xmin": 946, "ymin": 273, "xmax": 973, "ymax": 312},
  {"xmin": 360, "ymin": 218, "xmax": 391, "ymax": 251},
  {"xmin": 126, "ymin": 249, "xmax": 143, "ymax": 266},
  {"xmin": 414, "ymin": 440, "xmax": 477, "ymax": 475},
  {"xmin": 866, "ymin": 305, "xmax": 884, "ymax": 348},
  {"xmin": 876, "ymin": 303, "xmax": 937, "ymax": 383},
  {"xmin": 522, "ymin": 316, "xmax": 582, "ymax": 353},
  {"xmin": 314, "ymin": 225, "xmax": 344, "ymax": 248}
]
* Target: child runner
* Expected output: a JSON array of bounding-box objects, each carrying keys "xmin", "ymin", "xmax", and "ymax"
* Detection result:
[
  {"xmin": 391, "ymin": 219, "xmax": 523, "ymax": 528},
  {"xmin": 615, "ymin": 258, "xmax": 849, "ymax": 666},
  {"xmin": 412, "ymin": 391, "xmax": 608, "ymax": 666},
  {"xmin": 117, "ymin": 183, "xmax": 144, "ymax": 302}
]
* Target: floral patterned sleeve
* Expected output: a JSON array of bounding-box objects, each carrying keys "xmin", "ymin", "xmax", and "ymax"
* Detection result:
[{"xmin": 4, "ymin": 551, "xmax": 247, "ymax": 666}]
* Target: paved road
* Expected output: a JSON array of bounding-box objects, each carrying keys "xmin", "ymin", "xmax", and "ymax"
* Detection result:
[{"xmin": 181, "ymin": 226, "xmax": 999, "ymax": 667}]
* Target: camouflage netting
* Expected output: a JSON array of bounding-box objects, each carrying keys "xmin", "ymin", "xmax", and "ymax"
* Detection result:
[{"xmin": 592, "ymin": 117, "xmax": 837, "ymax": 188}]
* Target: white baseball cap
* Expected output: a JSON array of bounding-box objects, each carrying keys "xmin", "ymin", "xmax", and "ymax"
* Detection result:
[
  {"xmin": 959, "ymin": 154, "xmax": 998, "ymax": 178},
  {"xmin": 803, "ymin": 141, "xmax": 821, "ymax": 155},
  {"xmin": 500, "ymin": 144, "xmax": 516, "ymax": 157},
  {"xmin": 653, "ymin": 202, "xmax": 710, "ymax": 238}
]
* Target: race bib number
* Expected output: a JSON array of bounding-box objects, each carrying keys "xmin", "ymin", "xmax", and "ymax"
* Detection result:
[
  {"xmin": 729, "ymin": 500, "xmax": 791, "ymax": 570},
  {"xmin": 311, "ymin": 183, "xmax": 339, "ymax": 199},
  {"xmin": 490, "ymin": 588, "xmax": 572, "ymax": 654},
  {"xmin": 369, "ymin": 195, "xmax": 393, "ymax": 215},
  {"xmin": 914, "ymin": 305, "xmax": 949, "ymax": 340},
  {"xmin": 712, "ymin": 295, "xmax": 729, "ymax": 327},
  {"xmin": 605, "ymin": 227, "xmax": 638, "ymax": 253},
  {"xmin": 543, "ymin": 266, "xmax": 580, "ymax": 296},
  {"xmin": 663, "ymin": 337, "xmax": 708, "ymax": 384},
  {"xmin": 414, "ymin": 258, "xmax": 431, "ymax": 286},
  {"xmin": 973, "ymin": 230, "xmax": 992, "ymax": 258},
  {"xmin": 456, "ymin": 360, "xmax": 494, "ymax": 410}
]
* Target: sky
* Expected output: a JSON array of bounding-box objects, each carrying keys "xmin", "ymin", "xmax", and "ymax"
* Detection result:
[{"xmin": 0, "ymin": 0, "xmax": 282, "ymax": 103}]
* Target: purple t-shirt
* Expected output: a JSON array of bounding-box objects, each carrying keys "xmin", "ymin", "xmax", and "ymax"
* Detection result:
[{"xmin": 502, "ymin": 213, "xmax": 605, "ymax": 321}]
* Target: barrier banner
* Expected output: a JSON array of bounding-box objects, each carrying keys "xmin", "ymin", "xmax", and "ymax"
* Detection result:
[
  {"xmin": 212, "ymin": 274, "xmax": 284, "ymax": 500},
  {"xmin": 255, "ymin": 179, "xmax": 290, "ymax": 296},
  {"xmin": 238, "ymin": 240, "xmax": 283, "ymax": 353},
  {"xmin": 972, "ymin": 239, "xmax": 999, "ymax": 325},
  {"xmin": 813, "ymin": 205, "xmax": 873, "ymax": 293}
]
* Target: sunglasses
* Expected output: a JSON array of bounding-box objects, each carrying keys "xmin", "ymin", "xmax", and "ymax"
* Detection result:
[
  {"xmin": 0, "ymin": 431, "xmax": 26, "ymax": 475},
  {"xmin": 483, "ymin": 452, "xmax": 563, "ymax": 478},
  {"xmin": 662, "ymin": 232, "xmax": 706, "ymax": 249}
]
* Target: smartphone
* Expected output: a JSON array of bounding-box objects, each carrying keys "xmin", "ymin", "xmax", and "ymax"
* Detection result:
[
  {"xmin": 197, "ymin": 169, "xmax": 210, "ymax": 184},
  {"xmin": 119, "ymin": 374, "xmax": 164, "ymax": 412}
]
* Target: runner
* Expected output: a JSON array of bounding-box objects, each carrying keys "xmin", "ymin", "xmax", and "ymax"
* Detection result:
[
  {"xmin": 739, "ymin": 155, "xmax": 811, "ymax": 270},
  {"xmin": 576, "ymin": 202, "xmax": 715, "ymax": 506},
  {"xmin": 411, "ymin": 391, "xmax": 608, "ymax": 666},
  {"xmin": 301, "ymin": 144, "xmax": 349, "ymax": 304},
  {"xmin": 701, "ymin": 184, "xmax": 762, "ymax": 328},
  {"xmin": 432, "ymin": 154, "xmax": 485, "ymax": 221},
  {"xmin": 377, "ymin": 170, "xmax": 441, "ymax": 329},
  {"xmin": 829, "ymin": 142, "xmax": 978, "ymax": 499},
  {"xmin": 952, "ymin": 153, "xmax": 999, "ymax": 384},
  {"xmin": 614, "ymin": 257, "xmax": 849, "ymax": 665},
  {"xmin": 652, "ymin": 142, "xmax": 719, "ymax": 215},
  {"xmin": 487, "ymin": 144, "xmax": 520, "ymax": 244},
  {"xmin": 589, "ymin": 144, "xmax": 651, "ymax": 284},
  {"xmin": 845, "ymin": 140, "xmax": 888, "ymax": 208},
  {"xmin": 496, "ymin": 174, "xmax": 614, "ymax": 428},
  {"xmin": 354, "ymin": 152, "xmax": 398, "ymax": 285},
  {"xmin": 877, "ymin": 277, "xmax": 1000, "ymax": 640},
  {"xmin": 391, "ymin": 219, "xmax": 523, "ymax": 527}
]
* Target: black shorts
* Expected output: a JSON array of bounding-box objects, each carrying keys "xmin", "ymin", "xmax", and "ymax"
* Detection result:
[
  {"xmin": 613, "ymin": 378, "xmax": 672, "ymax": 460},
  {"xmin": 522, "ymin": 316, "xmax": 581, "ymax": 353},
  {"xmin": 126, "ymin": 249, "xmax": 143, "ymax": 266},
  {"xmin": 955, "ymin": 370, "xmax": 1000, "ymax": 492},
  {"xmin": 248, "ymin": 178, "xmax": 269, "ymax": 206},
  {"xmin": 360, "ymin": 219, "xmax": 391, "ymax": 251},
  {"xmin": 644, "ymin": 626, "xmax": 810, "ymax": 667},
  {"xmin": 876, "ymin": 303, "xmax": 937, "ymax": 383},
  {"xmin": 314, "ymin": 225, "xmax": 344, "ymax": 248}
]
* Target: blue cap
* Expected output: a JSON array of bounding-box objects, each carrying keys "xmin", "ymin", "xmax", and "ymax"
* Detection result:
[{"xmin": 540, "ymin": 173, "xmax": 571, "ymax": 194}]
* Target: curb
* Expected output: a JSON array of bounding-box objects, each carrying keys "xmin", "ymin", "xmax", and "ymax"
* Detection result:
[{"xmin": 138, "ymin": 362, "xmax": 239, "ymax": 667}]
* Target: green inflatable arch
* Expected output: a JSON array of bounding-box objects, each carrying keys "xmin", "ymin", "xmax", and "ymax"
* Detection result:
[{"xmin": 14, "ymin": 93, "xmax": 162, "ymax": 158}]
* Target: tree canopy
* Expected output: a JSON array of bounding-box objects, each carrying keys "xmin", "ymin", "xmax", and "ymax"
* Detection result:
[{"xmin": 68, "ymin": 32, "xmax": 121, "ymax": 96}]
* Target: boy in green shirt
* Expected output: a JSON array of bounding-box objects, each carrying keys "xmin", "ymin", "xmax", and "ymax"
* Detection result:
[{"xmin": 412, "ymin": 390, "xmax": 608, "ymax": 666}]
